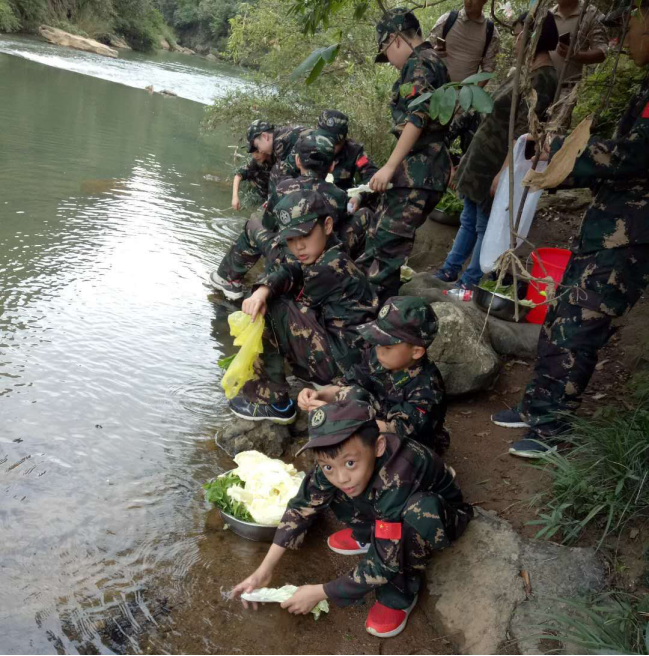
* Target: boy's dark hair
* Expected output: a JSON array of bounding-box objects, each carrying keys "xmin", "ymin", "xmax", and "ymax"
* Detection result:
[
  {"xmin": 514, "ymin": 11, "xmax": 559, "ymax": 55},
  {"xmin": 313, "ymin": 423, "xmax": 379, "ymax": 459},
  {"xmin": 400, "ymin": 27, "xmax": 423, "ymax": 41}
]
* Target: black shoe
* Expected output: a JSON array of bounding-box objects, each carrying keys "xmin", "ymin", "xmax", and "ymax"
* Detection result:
[
  {"xmin": 229, "ymin": 396, "xmax": 296, "ymax": 425},
  {"xmin": 491, "ymin": 407, "xmax": 530, "ymax": 428},
  {"xmin": 509, "ymin": 432, "xmax": 558, "ymax": 459}
]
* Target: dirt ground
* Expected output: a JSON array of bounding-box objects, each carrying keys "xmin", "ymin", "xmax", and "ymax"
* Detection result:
[{"xmin": 132, "ymin": 192, "xmax": 648, "ymax": 655}]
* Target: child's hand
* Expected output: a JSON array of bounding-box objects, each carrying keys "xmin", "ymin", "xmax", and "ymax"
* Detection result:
[
  {"xmin": 280, "ymin": 584, "xmax": 327, "ymax": 615},
  {"xmin": 231, "ymin": 567, "xmax": 273, "ymax": 610},
  {"xmin": 297, "ymin": 388, "xmax": 318, "ymax": 411},
  {"xmin": 242, "ymin": 287, "xmax": 270, "ymax": 322},
  {"xmin": 232, "ymin": 195, "xmax": 241, "ymax": 211},
  {"xmin": 369, "ymin": 165, "xmax": 395, "ymax": 193}
]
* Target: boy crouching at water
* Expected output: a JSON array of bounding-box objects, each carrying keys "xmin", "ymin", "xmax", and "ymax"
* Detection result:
[
  {"xmin": 298, "ymin": 296, "xmax": 450, "ymax": 454},
  {"xmin": 228, "ymin": 191, "xmax": 378, "ymax": 424},
  {"xmin": 232, "ymin": 399, "xmax": 472, "ymax": 638}
]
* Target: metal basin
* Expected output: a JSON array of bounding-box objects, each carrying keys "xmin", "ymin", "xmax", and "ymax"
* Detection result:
[
  {"xmin": 473, "ymin": 286, "xmax": 531, "ymax": 323},
  {"xmin": 428, "ymin": 209, "xmax": 461, "ymax": 226},
  {"xmin": 218, "ymin": 508, "xmax": 278, "ymax": 542}
]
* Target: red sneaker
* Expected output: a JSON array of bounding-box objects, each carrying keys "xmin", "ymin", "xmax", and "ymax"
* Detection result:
[
  {"xmin": 327, "ymin": 528, "xmax": 370, "ymax": 555},
  {"xmin": 365, "ymin": 597, "xmax": 418, "ymax": 638}
]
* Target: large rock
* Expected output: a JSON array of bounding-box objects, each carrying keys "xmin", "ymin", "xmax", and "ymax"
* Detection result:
[
  {"xmin": 429, "ymin": 302, "xmax": 501, "ymax": 396},
  {"xmin": 104, "ymin": 33, "xmax": 131, "ymax": 49},
  {"xmin": 160, "ymin": 38, "xmax": 171, "ymax": 50},
  {"xmin": 407, "ymin": 218, "xmax": 458, "ymax": 272},
  {"xmin": 39, "ymin": 25, "xmax": 118, "ymax": 58},
  {"xmin": 215, "ymin": 417, "xmax": 291, "ymax": 458},
  {"xmin": 206, "ymin": 53, "xmax": 218, "ymax": 61},
  {"xmin": 537, "ymin": 188, "xmax": 592, "ymax": 212},
  {"xmin": 426, "ymin": 509, "xmax": 605, "ymax": 655}
]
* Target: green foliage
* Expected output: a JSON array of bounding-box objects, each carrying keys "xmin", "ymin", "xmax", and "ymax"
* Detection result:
[
  {"xmin": 0, "ymin": 0, "xmax": 20, "ymax": 31},
  {"xmin": 541, "ymin": 592, "xmax": 649, "ymax": 655},
  {"xmin": 203, "ymin": 472, "xmax": 254, "ymax": 521},
  {"xmin": 529, "ymin": 376, "xmax": 649, "ymax": 546},
  {"xmin": 573, "ymin": 56, "xmax": 646, "ymax": 138},
  {"xmin": 435, "ymin": 189, "xmax": 464, "ymax": 214}
]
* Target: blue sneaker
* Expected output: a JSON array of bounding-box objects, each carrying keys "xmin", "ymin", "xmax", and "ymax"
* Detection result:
[
  {"xmin": 433, "ymin": 268, "xmax": 458, "ymax": 283},
  {"xmin": 509, "ymin": 433, "xmax": 558, "ymax": 459},
  {"xmin": 229, "ymin": 397, "xmax": 296, "ymax": 425},
  {"xmin": 491, "ymin": 408, "xmax": 530, "ymax": 429}
]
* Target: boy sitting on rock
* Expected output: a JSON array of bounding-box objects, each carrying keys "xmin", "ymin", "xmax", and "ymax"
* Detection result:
[
  {"xmin": 231, "ymin": 399, "xmax": 472, "ymax": 638},
  {"xmin": 298, "ymin": 296, "xmax": 449, "ymax": 454},
  {"xmin": 228, "ymin": 190, "xmax": 378, "ymax": 424}
]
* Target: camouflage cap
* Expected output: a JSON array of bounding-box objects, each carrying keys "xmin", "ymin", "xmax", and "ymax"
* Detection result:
[
  {"xmin": 357, "ymin": 296, "xmax": 438, "ymax": 347},
  {"xmin": 246, "ymin": 119, "xmax": 274, "ymax": 152},
  {"xmin": 296, "ymin": 400, "xmax": 378, "ymax": 456},
  {"xmin": 295, "ymin": 132, "xmax": 336, "ymax": 171},
  {"xmin": 315, "ymin": 109, "xmax": 349, "ymax": 143},
  {"xmin": 375, "ymin": 8, "xmax": 421, "ymax": 63},
  {"xmin": 274, "ymin": 189, "xmax": 331, "ymax": 240}
]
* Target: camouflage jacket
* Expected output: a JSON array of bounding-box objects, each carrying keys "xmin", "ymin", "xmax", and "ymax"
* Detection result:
[
  {"xmin": 262, "ymin": 173, "xmax": 348, "ymax": 231},
  {"xmin": 337, "ymin": 349, "xmax": 447, "ymax": 447},
  {"xmin": 551, "ymin": 73, "xmax": 649, "ymax": 253},
  {"xmin": 236, "ymin": 158, "xmax": 272, "ymax": 200},
  {"xmin": 456, "ymin": 65, "xmax": 558, "ymax": 208},
  {"xmin": 389, "ymin": 42, "xmax": 452, "ymax": 191},
  {"xmin": 332, "ymin": 138, "xmax": 379, "ymax": 190},
  {"xmin": 268, "ymin": 125, "xmax": 311, "ymax": 199},
  {"xmin": 273, "ymin": 435, "xmax": 462, "ymax": 605},
  {"xmin": 258, "ymin": 235, "xmax": 378, "ymax": 365}
]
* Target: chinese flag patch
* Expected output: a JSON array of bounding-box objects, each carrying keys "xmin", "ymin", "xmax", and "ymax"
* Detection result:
[
  {"xmin": 642, "ymin": 102, "xmax": 649, "ymax": 119},
  {"xmin": 375, "ymin": 520, "xmax": 402, "ymax": 540},
  {"xmin": 356, "ymin": 154, "xmax": 369, "ymax": 169}
]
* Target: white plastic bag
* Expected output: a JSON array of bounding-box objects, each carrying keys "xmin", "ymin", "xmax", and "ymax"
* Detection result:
[{"xmin": 480, "ymin": 135, "xmax": 548, "ymax": 274}]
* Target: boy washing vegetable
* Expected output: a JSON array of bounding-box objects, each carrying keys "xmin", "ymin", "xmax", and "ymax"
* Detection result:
[
  {"xmin": 231, "ymin": 399, "xmax": 472, "ymax": 638},
  {"xmin": 298, "ymin": 296, "xmax": 450, "ymax": 454}
]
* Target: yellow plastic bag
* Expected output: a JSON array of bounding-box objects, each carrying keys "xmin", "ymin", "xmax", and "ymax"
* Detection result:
[{"xmin": 221, "ymin": 311, "xmax": 265, "ymax": 399}]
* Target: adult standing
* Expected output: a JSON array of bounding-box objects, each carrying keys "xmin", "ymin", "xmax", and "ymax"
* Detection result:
[
  {"xmin": 491, "ymin": 0, "xmax": 649, "ymax": 458},
  {"xmin": 429, "ymin": 0, "xmax": 501, "ymax": 84}
]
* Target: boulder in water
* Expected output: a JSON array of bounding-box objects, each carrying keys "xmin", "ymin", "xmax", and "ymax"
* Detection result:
[
  {"xmin": 160, "ymin": 38, "xmax": 171, "ymax": 51},
  {"xmin": 216, "ymin": 417, "xmax": 291, "ymax": 459},
  {"xmin": 39, "ymin": 26, "xmax": 118, "ymax": 58}
]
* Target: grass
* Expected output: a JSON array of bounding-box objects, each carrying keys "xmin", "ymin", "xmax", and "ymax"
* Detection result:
[
  {"xmin": 529, "ymin": 375, "xmax": 649, "ymax": 547},
  {"xmin": 541, "ymin": 592, "xmax": 649, "ymax": 655}
]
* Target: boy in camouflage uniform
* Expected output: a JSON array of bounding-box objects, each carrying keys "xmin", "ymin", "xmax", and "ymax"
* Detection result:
[
  {"xmin": 231, "ymin": 399, "xmax": 472, "ymax": 638},
  {"xmin": 492, "ymin": 1, "xmax": 649, "ymax": 457},
  {"xmin": 355, "ymin": 8, "xmax": 452, "ymax": 302},
  {"xmin": 228, "ymin": 191, "xmax": 378, "ymax": 424},
  {"xmin": 213, "ymin": 134, "xmax": 351, "ymax": 298},
  {"xmin": 231, "ymin": 152, "xmax": 272, "ymax": 210},
  {"xmin": 212, "ymin": 120, "xmax": 310, "ymax": 299},
  {"xmin": 298, "ymin": 296, "xmax": 449, "ymax": 454}
]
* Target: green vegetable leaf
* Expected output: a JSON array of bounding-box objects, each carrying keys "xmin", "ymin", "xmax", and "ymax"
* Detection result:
[
  {"xmin": 459, "ymin": 85, "xmax": 473, "ymax": 112},
  {"xmin": 439, "ymin": 87, "xmax": 457, "ymax": 125},
  {"xmin": 428, "ymin": 86, "xmax": 445, "ymax": 121},
  {"xmin": 204, "ymin": 473, "xmax": 254, "ymax": 522},
  {"xmin": 407, "ymin": 91, "xmax": 432, "ymax": 109},
  {"xmin": 460, "ymin": 72, "xmax": 493, "ymax": 85},
  {"xmin": 471, "ymin": 85, "xmax": 495, "ymax": 113}
]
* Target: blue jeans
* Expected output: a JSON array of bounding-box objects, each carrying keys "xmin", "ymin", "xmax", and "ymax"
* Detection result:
[{"xmin": 442, "ymin": 198, "xmax": 490, "ymax": 287}]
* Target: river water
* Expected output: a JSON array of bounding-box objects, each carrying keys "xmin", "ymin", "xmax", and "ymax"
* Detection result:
[{"xmin": 0, "ymin": 35, "xmax": 253, "ymax": 654}]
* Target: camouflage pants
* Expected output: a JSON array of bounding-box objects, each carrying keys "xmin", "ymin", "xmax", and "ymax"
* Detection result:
[
  {"xmin": 217, "ymin": 217, "xmax": 283, "ymax": 282},
  {"xmin": 241, "ymin": 297, "xmax": 343, "ymax": 405},
  {"xmin": 337, "ymin": 208, "xmax": 373, "ymax": 260},
  {"xmin": 521, "ymin": 245, "xmax": 649, "ymax": 432},
  {"xmin": 355, "ymin": 188, "xmax": 442, "ymax": 302},
  {"xmin": 328, "ymin": 491, "xmax": 472, "ymax": 609}
]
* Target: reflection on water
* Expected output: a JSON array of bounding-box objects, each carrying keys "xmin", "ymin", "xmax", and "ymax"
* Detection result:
[{"xmin": 0, "ymin": 43, "xmax": 250, "ymax": 653}]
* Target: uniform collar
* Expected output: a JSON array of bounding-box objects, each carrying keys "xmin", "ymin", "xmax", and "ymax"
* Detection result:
[{"xmin": 459, "ymin": 7, "xmax": 487, "ymax": 24}]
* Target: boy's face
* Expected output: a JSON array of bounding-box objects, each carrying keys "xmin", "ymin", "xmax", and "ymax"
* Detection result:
[
  {"xmin": 316, "ymin": 434, "xmax": 386, "ymax": 498},
  {"xmin": 375, "ymin": 341, "xmax": 424, "ymax": 371},
  {"xmin": 252, "ymin": 132, "xmax": 273, "ymax": 155},
  {"xmin": 381, "ymin": 34, "xmax": 411, "ymax": 70},
  {"xmin": 251, "ymin": 150, "xmax": 270, "ymax": 164},
  {"xmin": 286, "ymin": 217, "xmax": 333, "ymax": 265},
  {"xmin": 626, "ymin": 10, "xmax": 649, "ymax": 66}
]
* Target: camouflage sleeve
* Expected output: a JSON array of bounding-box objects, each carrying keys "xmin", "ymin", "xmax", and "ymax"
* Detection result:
[
  {"xmin": 481, "ymin": 24, "xmax": 500, "ymax": 74},
  {"xmin": 428, "ymin": 12, "xmax": 448, "ymax": 42},
  {"xmin": 514, "ymin": 72, "xmax": 557, "ymax": 137},
  {"xmin": 400, "ymin": 59, "xmax": 442, "ymax": 130},
  {"xmin": 236, "ymin": 162, "xmax": 253, "ymax": 180},
  {"xmin": 256, "ymin": 259, "xmax": 303, "ymax": 298},
  {"xmin": 273, "ymin": 467, "xmax": 336, "ymax": 550},
  {"xmin": 385, "ymin": 382, "xmax": 446, "ymax": 441},
  {"xmin": 354, "ymin": 147, "xmax": 380, "ymax": 185},
  {"xmin": 550, "ymin": 110, "xmax": 649, "ymax": 182},
  {"xmin": 579, "ymin": 8, "xmax": 608, "ymax": 54},
  {"xmin": 323, "ymin": 492, "xmax": 456, "ymax": 607}
]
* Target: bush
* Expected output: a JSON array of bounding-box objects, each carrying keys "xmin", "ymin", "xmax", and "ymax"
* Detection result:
[
  {"xmin": 0, "ymin": 0, "xmax": 20, "ymax": 31},
  {"xmin": 529, "ymin": 376, "xmax": 649, "ymax": 546}
]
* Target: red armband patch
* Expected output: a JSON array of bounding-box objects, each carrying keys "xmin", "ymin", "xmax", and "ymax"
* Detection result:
[
  {"xmin": 408, "ymin": 85, "xmax": 420, "ymax": 99},
  {"xmin": 642, "ymin": 102, "xmax": 649, "ymax": 119},
  {"xmin": 356, "ymin": 154, "xmax": 369, "ymax": 169},
  {"xmin": 416, "ymin": 406, "xmax": 427, "ymax": 415},
  {"xmin": 375, "ymin": 520, "xmax": 402, "ymax": 540}
]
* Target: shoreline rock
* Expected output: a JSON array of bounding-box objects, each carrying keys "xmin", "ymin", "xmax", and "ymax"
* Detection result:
[{"xmin": 39, "ymin": 25, "xmax": 118, "ymax": 58}]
